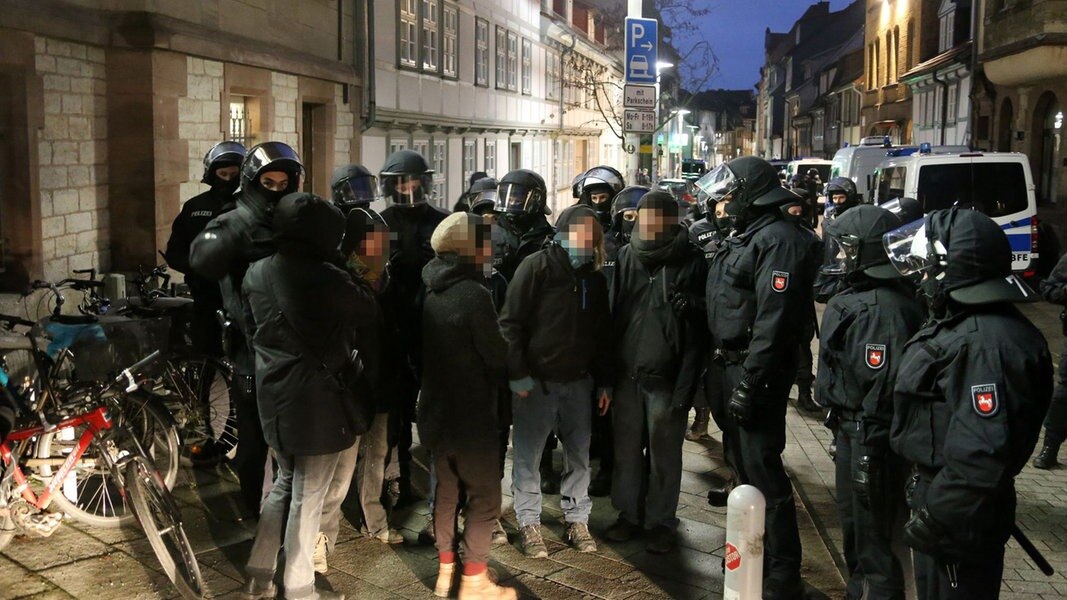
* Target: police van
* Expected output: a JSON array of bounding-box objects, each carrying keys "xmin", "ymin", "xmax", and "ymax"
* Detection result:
[
  {"xmin": 872, "ymin": 150, "xmax": 1039, "ymax": 275},
  {"xmin": 830, "ymin": 136, "xmax": 969, "ymax": 201}
]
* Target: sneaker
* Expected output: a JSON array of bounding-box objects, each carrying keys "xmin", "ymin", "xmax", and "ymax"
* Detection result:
[
  {"xmin": 434, "ymin": 562, "xmax": 455, "ymax": 598},
  {"xmin": 491, "ymin": 519, "xmax": 508, "ymax": 545},
  {"xmin": 240, "ymin": 579, "xmax": 277, "ymax": 600},
  {"xmin": 564, "ymin": 522, "xmax": 597, "ymax": 553},
  {"xmin": 645, "ymin": 525, "xmax": 676, "ymax": 554},
  {"xmin": 519, "ymin": 524, "xmax": 548, "ymax": 559},
  {"xmin": 375, "ymin": 528, "xmax": 405, "ymax": 544},
  {"xmin": 313, "ymin": 532, "xmax": 329, "ymax": 574},
  {"xmin": 603, "ymin": 517, "xmax": 640, "ymax": 543},
  {"xmin": 418, "ymin": 516, "xmax": 436, "ymax": 545}
]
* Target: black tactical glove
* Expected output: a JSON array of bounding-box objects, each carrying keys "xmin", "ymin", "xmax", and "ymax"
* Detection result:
[
  {"xmin": 669, "ymin": 291, "xmax": 695, "ymax": 317},
  {"xmin": 853, "ymin": 449, "xmax": 884, "ymax": 513},
  {"xmin": 903, "ymin": 506, "xmax": 948, "ymax": 558},
  {"xmin": 728, "ymin": 374, "xmax": 759, "ymax": 426}
]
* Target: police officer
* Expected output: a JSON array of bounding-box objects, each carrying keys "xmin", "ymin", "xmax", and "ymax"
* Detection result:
[
  {"xmin": 190, "ymin": 141, "xmax": 303, "ymax": 515},
  {"xmin": 601, "ymin": 185, "xmax": 646, "ymax": 284},
  {"xmin": 165, "ymin": 141, "xmax": 246, "ymax": 358},
  {"xmin": 704, "ymin": 156, "xmax": 820, "ymax": 599},
  {"xmin": 330, "ymin": 164, "xmax": 379, "ymax": 214},
  {"xmin": 887, "ymin": 208, "xmax": 1052, "ymax": 599},
  {"xmin": 467, "ymin": 177, "xmax": 500, "ymax": 220},
  {"xmin": 576, "ymin": 166, "xmax": 626, "ymax": 232},
  {"xmin": 378, "ymin": 149, "xmax": 449, "ymax": 507},
  {"xmin": 453, "ymin": 171, "xmax": 489, "ymax": 213},
  {"xmin": 1034, "ymin": 249, "xmax": 1067, "ymax": 469},
  {"xmin": 817, "ymin": 205, "xmax": 925, "ymax": 600}
]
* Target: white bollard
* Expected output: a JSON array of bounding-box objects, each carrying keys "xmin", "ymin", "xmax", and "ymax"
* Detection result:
[{"xmin": 723, "ymin": 484, "xmax": 766, "ymax": 600}]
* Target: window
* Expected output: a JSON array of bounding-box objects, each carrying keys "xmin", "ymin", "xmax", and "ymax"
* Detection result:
[
  {"xmin": 228, "ymin": 97, "xmax": 256, "ymax": 146},
  {"xmin": 874, "ymin": 39, "xmax": 880, "ymax": 87},
  {"xmin": 432, "ymin": 140, "xmax": 447, "ymax": 202},
  {"xmin": 389, "ymin": 138, "xmax": 408, "ymax": 155},
  {"xmin": 495, "ymin": 26, "xmax": 507, "ymax": 89},
  {"xmin": 546, "ymin": 49, "xmax": 560, "ymax": 100},
  {"xmin": 422, "ymin": 0, "xmax": 439, "ymax": 72},
  {"xmin": 876, "ymin": 166, "xmax": 907, "ymax": 203},
  {"xmin": 484, "ymin": 139, "xmax": 496, "ymax": 176},
  {"xmin": 939, "ymin": 10, "xmax": 954, "ymax": 53},
  {"xmin": 399, "ymin": 0, "xmax": 418, "ymax": 68},
  {"xmin": 521, "ymin": 38, "xmax": 532, "ymax": 95},
  {"xmin": 947, "ymin": 83, "xmax": 958, "ymax": 123},
  {"xmin": 463, "ymin": 140, "xmax": 476, "ymax": 185},
  {"xmin": 917, "ymin": 162, "xmax": 1029, "ymax": 217},
  {"xmin": 413, "ymin": 139, "xmax": 429, "ymax": 163},
  {"xmin": 475, "ymin": 19, "xmax": 489, "ymax": 86},
  {"xmin": 507, "ymin": 31, "xmax": 519, "ymax": 92},
  {"xmin": 442, "ymin": 4, "xmax": 458, "ymax": 77}
]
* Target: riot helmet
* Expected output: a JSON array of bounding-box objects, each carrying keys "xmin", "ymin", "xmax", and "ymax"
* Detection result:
[
  {"xmin": 821, "ymin": 205, "xmax": 903, "ymax": 279},
  {"xmin": 879, "ymin": 196, "xmax": 922, "ymax": 225},
  {"xmin": 201, "ymin": 141, "xmax": 247, "ymax": 186},
  {"xmin": 497, "ymin": 169, "xmax": 548, "ymax": 216},
  {"xmin": 467, "ymin": 177, "xmax": 500, "ymax": 216},
  {"xmin": 240, "ymin": 142, "xmax": 304, "ymax": 209},
  {"xmin": 380, "ymin": 149, "xmax": 434, "ymax": 206},
  {"xmin": 695, "ymin": 157, "xmax": 798, "ymax": 230},
  {"xmin": 330, "ymin": 164, "xmax": 379, "ymax": 212},
  {"xmin": 611, "ymin": 185, "xmax": 648, "ymax": 242},
  {"xmin": 825, "ymin": 176, "xmax": 859, "ymax": 218},
  {"xmin": 883, "ymin": 207, "xmax": 1037, "ymax": 305},
  {"xmin": 571, "ymin": 171, "xmax": 586, "ymax": 199}
]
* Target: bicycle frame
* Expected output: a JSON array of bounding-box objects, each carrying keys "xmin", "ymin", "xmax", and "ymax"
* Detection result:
[{"xmin": 0, "ymin": 405, "xmax": 114, "ymax": 511}]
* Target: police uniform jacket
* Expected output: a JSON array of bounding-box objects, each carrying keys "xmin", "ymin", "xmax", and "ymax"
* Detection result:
[
  {"xmin": 815, "ymin": 278, "xmax": 924, "ymax": 450},
  {"xmin": 891, "ymin": 304, "xmax": 1052, "ymax": 557}
]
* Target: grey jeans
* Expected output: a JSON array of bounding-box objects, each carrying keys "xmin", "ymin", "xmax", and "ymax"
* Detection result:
[
  {"xmin": 511, "ymin": 377, "xmax": 594, "ymax": 527},
  {"xmin": 319, "ymin": 413, "xmax": 392, "ymax": 548},
  {"xmin": 245, "ymin": 449, "xmax": 349, "ymax": 599}
]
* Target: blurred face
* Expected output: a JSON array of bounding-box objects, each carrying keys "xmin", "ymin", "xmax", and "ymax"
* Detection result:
[
  {"xmin": 359, "ymin": 229, "xmax": 390, "ymax": 259},
  {"xmin": 567, "ymin": 215, "xmax": 597, "ymax": 252},
  {"xmin": 474, "ymin": 238, "xmax": 493, "ymax": 267},
  {"xmin": 637, "ymin": 207, "xmax": 672, "ymax": 240},
  {"xmin": 215, "ymin": 165, "xmax": 239, "ymax": 181},
  {"xmin": 259, "ymin": 171, "xmax": 290, "ymax": 192}
]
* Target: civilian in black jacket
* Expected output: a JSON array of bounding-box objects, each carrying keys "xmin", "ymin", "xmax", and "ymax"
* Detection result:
[
  {"xmin": 1035, "ymin": 250, "xmax": 1067, "ymax": 468},
  {"xmin": 241, "ymin": 193, "xmax": 378, "ymax": 600},
  {"xmin": 605, "ymin": 191, "xmax": 708, "ymax": 554},
  {"xmin": 500, "ymin": 204, "xmax": 613, "ymax": 559},
  {"xmin": 419, "ymin": 212, "xmax": 516, "ymax": 600}
]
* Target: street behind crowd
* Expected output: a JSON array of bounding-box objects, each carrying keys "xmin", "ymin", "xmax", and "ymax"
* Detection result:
[{"xmin": 2, "ymin": 297, "xmax": 1065, "ymax": 599}]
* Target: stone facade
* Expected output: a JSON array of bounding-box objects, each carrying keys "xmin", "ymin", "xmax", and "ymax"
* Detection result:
[
  {"xmin": 178, "ymin": 57, "xmax": 226, "ymax": 204},
  {"xmin": 34, "ymin": 35, "xmax": 109, "ymax": 281}
]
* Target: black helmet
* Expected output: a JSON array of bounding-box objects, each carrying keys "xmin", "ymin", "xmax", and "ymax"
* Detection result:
[
  {"xmin": 330, "ymin": 164, "xmax": 378, "ymax": 211},
  {"xmin": 822, "ymin": 205, "xmax": 903, "ymax": 279},
  {"xmin": 380, "ymin": 149, "xmax": 434, "ymax": 205},
  {"xmin": 240, "ymin": 141, "xmax": 303, "ymax": 196},
  {"xmin": 788, "ymin": 173, "xmax": 807, "ymax": 189},
  {"xmin": 879, "ymin": 196, "xmax": 922, "ymax": 225},
  {"xmin": 611, "ymin": 185, "xmax": 648, "ymax": 241},
  {"xmin": 202, "ymin": 141, "xmax": 247, "ymax": 184},
  {"xmin": 825, "ymin": 177, "xmax": 858, "ymax": 200},
  {"xmin": 571, "ymin": 171, "xmax": 586, "ymax": 199},
  {"xmin": 806, "ymin": 168, "xmax": 821, "ymax": 179},
  {"xmin": 696, "ymin": 156, "xmax": 798, "ymax": 212},
  {"xmin": 579, "ymin": 166, "xmax": 625, "ymax": 199},
  {"xmin": 497, "ymin": 169, "xmax": 548, "ymax": 215},
  {"xmin": 468, "ymin": 177, "xmax": 499, "ymax": 215},
  {"xmin": 883, "ymin": 207, "xmax": 1037, "ymax": 304}
]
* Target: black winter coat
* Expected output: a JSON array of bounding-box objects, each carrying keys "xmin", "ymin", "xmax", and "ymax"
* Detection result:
[
  {"xmin": 164, "ymin": 188, "xmax": 230, "ymax": 307},
  {"xmin": 243, "ymin": 252, "xmax": 379, "ymax": 456},
  {"xmin": 1039, "ymin": 251, "xmax": 1067, "ymax": 305},
  {"xmin": 706, "ymin": 212, "xmax": 822, "ymax": 382},
  {"xmin": 499, "ymin": 244, "xmax": 613, "ymax": 387},
  {"xmin": 611, "ymin": 231, "xmax": 708, "ymax": 408},
  {"xmin": 815, "ymin": 278, "xmax": 924, "ymax": 450},
  {"xmin": 891, "ymin": 304, "xmax": 1052, "ymax": 559},
  {"xmin": 418, "ymin": 256, "xmax": 508, "ymax": 453},
  {"xmin": 492, "ymin": 215, "xmax": 555, "ymax": 282},
  {"xmin": 189, "ymin": 194, "xmax": 276, "ymax": 375}
]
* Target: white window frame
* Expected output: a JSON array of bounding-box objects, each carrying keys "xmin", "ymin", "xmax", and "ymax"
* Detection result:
[
  {"xmin": 432, "ymin": 139, "xmax": 447, "ymax": 203},
  {"xmin": 947, "ymin": 82, "xmax": 958, "ymax": 123},
  {"xmin": 389, "ymin": 137, "xmax": 409, "ymax": 155},
  {"xmin": 507, "ymin": 31, "xmax": 519, "ymax": 92},
  {"xmin": 413, "ymin": 139, "xmax": 430, "ymax": 162},
  {"xmin": 463, "ymin": 140, "xmax": 476, "ymax": 185},
  {"xmin": 495, "ymin": 26, "xmax": 507, "ymax": 90},
  {"xmin": 484, "ymin": 139, "xmax": 496, "ymax": 176},
  {"xmin": 521, "ymin": 38, "xmax": 532, "ymax": 95},
  {"xmin": 442, "ymin": 4, "xmax": 458, "ymax": 78},
  {"xmin": 399, "ymin": 0, "xmax": 418, "ymax": 68},
  {"xmin": 475, "ymin": 18, "xmax": 489, "ymax": 86},
  {"xmin": 546, "ymin": 49, "xmax": 560, "ymax": 101},
  {"xmin": 421, "ymin": 0, "xmax": 439, "ymax": 72}
]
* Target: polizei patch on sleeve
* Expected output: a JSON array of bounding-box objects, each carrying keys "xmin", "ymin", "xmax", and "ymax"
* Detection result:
[
  {"xmin": 971, "ymin": 384, "xmax": 1000, "ymax": 417},
  {"xmin": 771, "ymin": 270, "xmax": 790, "ymax": 293},
  {"xmin": 865, "ymin": 344, "xmax": 886, "ymax": 370}
]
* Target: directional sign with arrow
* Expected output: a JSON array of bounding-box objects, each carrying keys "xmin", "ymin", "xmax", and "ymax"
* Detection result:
[{"xmin": 624, "ymin": 17, "xmax": 658, "ymax": 84}]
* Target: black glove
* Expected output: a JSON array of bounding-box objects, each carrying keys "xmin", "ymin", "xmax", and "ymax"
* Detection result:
[
  {"xmin": 669, "ymin": 291, "xmax": 693, "ymax": 316},
  {"xmin": 903, "ymin": 506, "xmax": 948, "ymax": 558},
  {"xmin": 853, "ymin": 450, "xmax": 884, "ymax": 513},
  {"xmin": 728, "ymin": 375, "xmax": 759, "ymax": 426}
]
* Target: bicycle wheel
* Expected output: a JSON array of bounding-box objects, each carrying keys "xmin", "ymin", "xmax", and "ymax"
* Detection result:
[
  {"xmin": 125, "ymin": 456, "xmax": 205, "ymax": 599},
  {"xmin": 155, "ymin": 354, "xmax": 236, "ymax": 464},
  {"xmin": 35, "ymin": 390, "xmax": 179, "ymax": 528}
]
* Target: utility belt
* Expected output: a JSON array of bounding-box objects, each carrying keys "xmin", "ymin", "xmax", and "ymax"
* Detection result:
[{"xmin": 712, "ymin": 347, "xmax": 749, "ymax": 365}]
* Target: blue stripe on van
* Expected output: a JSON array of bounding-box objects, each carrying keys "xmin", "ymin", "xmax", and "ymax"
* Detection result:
[{"xmin": 1002, "ymin": 217, "xmax": 1031, "ymax": 252}]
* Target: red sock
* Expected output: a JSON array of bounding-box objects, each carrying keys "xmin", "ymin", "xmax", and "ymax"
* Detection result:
[
  {"xmin": 463, "ymin": 562, "xmax": 488, "ymax": 576},
  {"xmin": 439, "ymin": 551, "xmax": 456, "ymax": 565}
]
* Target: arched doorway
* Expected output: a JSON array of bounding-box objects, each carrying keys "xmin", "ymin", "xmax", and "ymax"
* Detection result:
[
  {"xmin": 997, "ymin": 98, "xmax": 1013, "ymax": 152},
  {"xmin": 1031, "ymin": 91, "xmax": 1062, "ymax": 205}
]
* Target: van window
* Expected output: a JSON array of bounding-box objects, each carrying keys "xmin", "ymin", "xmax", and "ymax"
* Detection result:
[
  {"xmin": 877, "ymin": 166, "xmax": 907, "ymax": 202},
  {"xmin": 916, "ymin": 162, "xmax": 1028, "ymax": 218}
]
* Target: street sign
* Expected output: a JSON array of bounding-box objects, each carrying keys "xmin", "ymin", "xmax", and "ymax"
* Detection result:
[
  {"xmin": 623, "ymin": 84, "xmax": 657, "ymax": 109},
  {"xmin": 624, "ymin": 109, "xmax": 656, "ymax": 134},
  {"xmin": 624, "ymin": 17, "xmax": 658, "ymax": 84}
]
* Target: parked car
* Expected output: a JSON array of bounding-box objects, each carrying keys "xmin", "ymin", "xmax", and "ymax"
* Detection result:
[
  {"xmin": 681, "ymin": 158, "xmax": 707, "ymax": 180},
  {"xmin": 656, "ymin": 178, "xmax": 696, "ymax": 206}
]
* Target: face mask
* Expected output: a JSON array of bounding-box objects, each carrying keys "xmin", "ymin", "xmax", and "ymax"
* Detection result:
[
  {"xmin": 212, "ymin": 178, "xmax": 239, "ymax": 197},
  {"xmin": 262, "ymin": 189, "xmax": 288, "ymax": 207},
  {"xmin": 714, "ymin": 215, "xmax": 735, "ymax": 233},
  {"xmin": 557, "ymin": 235, "xmax": 594, "ymax": 269},
  {"xmin": 620, "ymin": 218, "xmax": 635, "ymax": 241},
  {"xmin": 509, "ymin": 212, "xmax": 538, "ymax": 231}
]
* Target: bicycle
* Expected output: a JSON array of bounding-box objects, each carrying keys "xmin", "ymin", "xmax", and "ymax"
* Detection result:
[{"xmin": 0, "ymin": 350, "xmax": 205, "ymax": 599}]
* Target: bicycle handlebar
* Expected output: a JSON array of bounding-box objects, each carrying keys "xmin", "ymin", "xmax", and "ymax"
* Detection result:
[{"xmin": 0, "ymin": 314, "xmax": 36, "ymax": 329}]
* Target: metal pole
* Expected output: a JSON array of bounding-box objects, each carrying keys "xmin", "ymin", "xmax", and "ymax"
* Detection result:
[
  {"xmin": 723, "ymin": 484, "xmax": 765, "ymax": 599},
  {"xmin": 625, "ymin": 0, "xmax": 642, "ymax": 184}
]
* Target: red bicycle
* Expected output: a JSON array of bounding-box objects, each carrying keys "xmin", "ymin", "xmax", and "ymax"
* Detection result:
[{"xmin": 0, "ymin": 350, "xmax": 205, "ymax": 599}]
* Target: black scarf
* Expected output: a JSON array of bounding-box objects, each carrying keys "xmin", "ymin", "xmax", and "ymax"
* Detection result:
[{"xmin": 631, "ymin": 225, "xmax": 688, "ymax": 270}]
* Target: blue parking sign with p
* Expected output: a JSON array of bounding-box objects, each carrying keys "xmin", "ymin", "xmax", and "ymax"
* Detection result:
[{"xmin": 625, "ymin": 17, "xmax": 658, "ymax": 84}]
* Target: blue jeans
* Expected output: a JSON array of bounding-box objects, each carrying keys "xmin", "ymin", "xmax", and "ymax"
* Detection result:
[
  {"xmin": 511, "ymin": 377, "xmax": 594, "ymax": 527},
  {"xmin": 245, "ymin": 449, "xmax": 348, "ymax": 598}
]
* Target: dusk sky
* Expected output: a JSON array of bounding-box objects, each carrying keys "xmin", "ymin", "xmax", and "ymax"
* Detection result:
[{"xmin": 670, "ymin": 0, "xmax": 855, "ymax": 91}]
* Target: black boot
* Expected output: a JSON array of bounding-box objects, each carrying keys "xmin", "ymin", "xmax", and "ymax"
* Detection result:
[
  {"xmin": 795, "ymin": 388, "xmax": 820, "ymax": 413},
  {"xmin": 1034, "ymin": 439, "xmax": 1062, "ymax": 469},
  {"xmin": 685, "ymin": 408, "xmax": 710, "ymax": 441},
  {"xmin": 540, "ymin": 451, "xmax": 560, "ymax": 494}
]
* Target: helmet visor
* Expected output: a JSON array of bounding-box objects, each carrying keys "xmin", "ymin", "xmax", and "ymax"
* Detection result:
[
  {"xmin": 694, "ymin": 164, "xmax": 740, "ymax": 203},
  {"xmin": 883, "ymin": 219, "xmax": 935, "ymax": 276},
  {"xmin": 470, "ymin": 190, "xmax": 499, "ymax": 215},
  {"xmin": 496, "ymin": 183, "xmax": 540, "ymax": 214},
  {"xmin": 820, "ymin": 233, "xmax": 863, "ymax": 275},
  {"xmin": 381, "ymin": 174, "xmax": 430, "ymax": 205},
  {"xmin": 337, "ymin": 175, "xmax": 379, "ymax": 206}
]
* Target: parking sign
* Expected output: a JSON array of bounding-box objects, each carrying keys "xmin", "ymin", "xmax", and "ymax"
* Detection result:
[{"xmin": 625, "ymin": 17, "xmax": 658, "ymax": 84}]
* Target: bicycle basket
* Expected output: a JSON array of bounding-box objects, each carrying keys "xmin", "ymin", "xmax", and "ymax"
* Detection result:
[{"xmin": 42, "ymin": 315, "xmax": 171, "ymax": 382}]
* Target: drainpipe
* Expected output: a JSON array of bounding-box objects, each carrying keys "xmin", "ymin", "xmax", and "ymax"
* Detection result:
[
  {"xmin": 932, "ymin": 69, "xmax": 949, "ymax": 146},
  {"xmin": 359, "ymin": 0, "xmax": 377, "ymax": 133}
]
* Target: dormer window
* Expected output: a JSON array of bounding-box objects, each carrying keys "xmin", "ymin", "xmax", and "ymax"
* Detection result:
[{"xmin": 939, "ymin": 0, "xmax": 956, "ymax": 53}]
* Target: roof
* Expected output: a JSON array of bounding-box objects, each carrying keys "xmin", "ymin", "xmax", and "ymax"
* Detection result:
[{"xmin": 900, "ymin": 41, "xmax": 973, "ymax": 81}]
